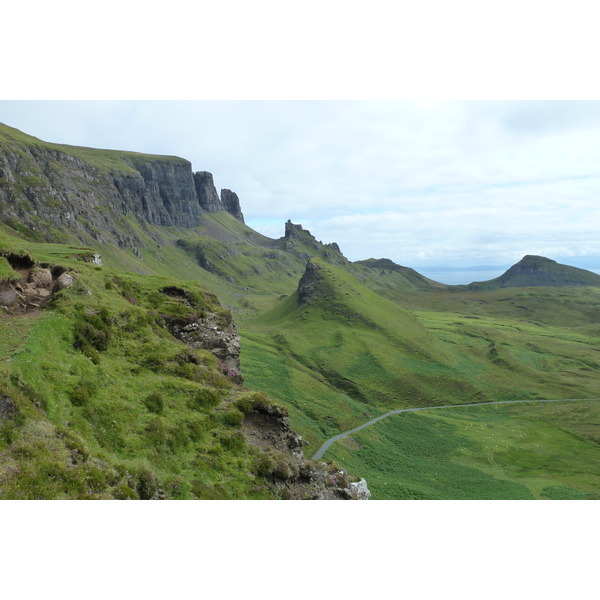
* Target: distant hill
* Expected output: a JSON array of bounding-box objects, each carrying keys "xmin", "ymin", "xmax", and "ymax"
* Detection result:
[
  {"xmin": 353, "ymin": 257, "xmax": 445, "ymax": 290},
  {"xmin": 462, "ymin": 255, "xmax": 600, "ymax": 289}
]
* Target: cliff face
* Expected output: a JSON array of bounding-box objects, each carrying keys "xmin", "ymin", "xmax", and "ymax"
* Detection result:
[
  {"xmin": 194, "ymin": 171, "xmax": 223, "ymax": 213},
  {"xmin": 220, "ymin": 189, "xmax": 244, "ymax": 223},
  {"xmin": 0, "ymin": 124, "xmax": 245, "ymax": 249}
]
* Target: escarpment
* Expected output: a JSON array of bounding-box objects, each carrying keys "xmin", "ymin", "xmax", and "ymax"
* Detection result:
[{"xmin": 0, "ymin": 124, "xmax": 245, "ymax": 251}]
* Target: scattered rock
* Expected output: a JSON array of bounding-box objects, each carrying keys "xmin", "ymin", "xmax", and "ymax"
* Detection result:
[
  {"xmin": 0, "ymin": 394, "xmax": 19, "ymax": 420},
  {"xmin": 28, "ymin": 267, "xmax": 53, "ymax": 288},
  {"xmin": 0, "ymin": 283, "xmax": 17, "ymax": 306},
  {"xmin": 55, "ymin": 272, "xmax": 74, "ymax": 290},
  {"xmin": 242, "ymin": 400, "xmax": 368, "ymax": 500},
  {"xmin": 348, "ymin": 478, "xmax": 371, "ymax": 500},
  {"xmin": 170, "ymin": 314, "xmax": 241, "ymax": 372}
]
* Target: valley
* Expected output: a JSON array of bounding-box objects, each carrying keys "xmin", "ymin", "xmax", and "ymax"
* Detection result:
[{"xmin": 1, "ymin": 121, "xmax": 599, "ymax": 499}]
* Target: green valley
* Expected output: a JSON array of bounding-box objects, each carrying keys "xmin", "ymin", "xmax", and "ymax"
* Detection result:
[{"xmin": 1, "ymin": 122, "xmax": 599, "ymax": 500}]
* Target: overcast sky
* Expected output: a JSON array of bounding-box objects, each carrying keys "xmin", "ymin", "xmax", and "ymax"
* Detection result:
[{"xmin": 2, "ymin": 100, "xmax": 600, "ymax": 269}]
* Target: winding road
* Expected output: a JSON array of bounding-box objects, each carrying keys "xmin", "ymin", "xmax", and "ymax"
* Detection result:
[{"xmin": 312, "ymin": 397, "xmax": 600, "ymax": 460}]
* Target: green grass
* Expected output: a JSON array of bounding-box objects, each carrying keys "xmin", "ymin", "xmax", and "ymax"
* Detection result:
[
  {"xmin": 0, "ymin": 252, "xmax": 286, "ymax": 499},
  {"xmin": 239, "ymin": 260, "xmax": 600, "ymax": 499},
  {"xmin": 0, "ymin": 122, "xmax": 186, "ymax": 175},
  {"xmin": 0, "ymin": 256, "xmax": 19, "ymax": 282},
  {"xmin": 325, "ymin": 401, "xmax": 600, "ymax": 499}
]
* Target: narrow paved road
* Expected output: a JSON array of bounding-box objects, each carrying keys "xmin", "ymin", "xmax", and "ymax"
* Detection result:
[{"xmin": 312, "ymin": 397, "xmax": 600, "ymax": 460}]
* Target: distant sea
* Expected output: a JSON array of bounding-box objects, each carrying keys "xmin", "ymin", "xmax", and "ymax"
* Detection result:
[
  {"xmin": 420, "ymin": 267, "xmax": 600, "ymax": 286},
  {"xmin": 422, "ymin": 270, "xmax": 506, "ymax": 285}
]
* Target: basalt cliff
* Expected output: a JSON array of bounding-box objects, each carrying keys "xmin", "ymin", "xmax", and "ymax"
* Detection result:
[{"xmin": 0, "ymin": 123, "xmax": 243, "ymax": 252}]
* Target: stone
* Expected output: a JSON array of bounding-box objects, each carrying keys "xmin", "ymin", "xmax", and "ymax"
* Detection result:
[
  {"xmin": 0, "ymin": 394, "xmax": 19, "ymax": 419},
  {"xmin": 0, "ymin": 282, "xmax": 17, "ymax": 305},
  {"xmin": 28, "ymin": 267, "xmax": 53, "ymax": 288},
  {"xmin": 55, "ymin": 272, "xmax": 74, "ymax": 290},
  {"xmin": 169, "ymin": 312, "xmax": 241, "ymax": 372},
  {"xmin": 348, "ymin": 478, "xmax": 371, "ymax": 500}
]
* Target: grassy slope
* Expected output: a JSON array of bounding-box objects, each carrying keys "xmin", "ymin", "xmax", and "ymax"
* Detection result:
[
  {"xmin": 0, "ymin": 229, "xmax": 285, "ymax": 499},
  {"xmin": 459, "ymin": 255, "xmax": 600, "ymax": 290},
  {"xmin": 0, "ymin": 122, "xmax": 184, "ymax": 174}
]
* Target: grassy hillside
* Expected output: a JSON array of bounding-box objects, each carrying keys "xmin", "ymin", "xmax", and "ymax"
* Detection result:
[
  {"xmin": 0, "ymin": 122, "xmax": 184, "ymax": 174},
  {"xmin": 0, "ymin": 226, "xmax": 323, "ymax": 499},
  {"xmin": 240, "ymin": 260, "xmax": 600, "ymax": 498},
  {"xmin": 462, "ymin": 255, "xmax": 600, "ymax": 290}
]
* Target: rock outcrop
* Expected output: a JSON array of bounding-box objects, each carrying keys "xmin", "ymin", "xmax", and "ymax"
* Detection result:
[
  {"xmin": 220, "ymin": 189, "xmax": 244, "ymax": 223},
  {"xmin": 194, "ymin": 171, "xmax": 223, "ymax": 213},
  {"xmin": 168, "ymin": 313, "xmax": 242, "ymax": 373},
  {"xmin": 0, "ymin": 253, "xmax": 72, "ymax": 312},
  {"xmin": 297, "ymin": 260, "xmax": 323, "ymax": 305},
  {"xmin": 241, "ymin": 396, "xmax": 370, "ymax": 500}
]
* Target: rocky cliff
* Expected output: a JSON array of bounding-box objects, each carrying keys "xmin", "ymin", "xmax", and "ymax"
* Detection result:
[
  {"xmin": 220, "ymin": 189, "xmax": 244, "ymax": 223},
  {"xmin": 0, "ymin": 123, "xmax": 245, "ymax": 250}
]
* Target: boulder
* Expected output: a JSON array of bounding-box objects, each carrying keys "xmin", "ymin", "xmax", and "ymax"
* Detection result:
[
  {"xmin": 28, "ymin": 267, "xmax": 53, "ymax": 288},
  {"xmin": 0, "ymin": 282, "xmax": 17, "ymax": 305},
  {"xmin": 348, "ymin": 478, "xmax": 371, "ymax": 500},
  {"xmin": 55, "ymin": 272, "xmax": 74, "ymax": 290},
  {"xmin": 0, "ymin": 394, "xmax": 19, "ymax": 419}
]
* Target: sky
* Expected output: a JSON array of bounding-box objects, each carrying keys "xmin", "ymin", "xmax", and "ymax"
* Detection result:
[{"xmin": 2, "ymin": 99, "xmax": 600, "ymax": 271}]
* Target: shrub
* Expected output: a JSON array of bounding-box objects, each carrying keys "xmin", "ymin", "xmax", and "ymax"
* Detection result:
[
  {"xmin": 221, "ymin": 409, "xmax": 244, "ymax": 428},
  {"xmin": 220, "ymin": 432, "xmax": 245, "ymax": 453},
  {"xmin": 144, "ymin": 417, "xmax": 168, "ymax": 445},
  {"xmin": 191, "ymin": 480, "xmax": 228, "ymax": 500},
  {"xmin": 144, "ymin": 391, "xmax": 164, "ymax": 414},
  {"xmin": 189, "ymin": 387, "xmax": 223, "ymax": 410},
  {"xmin": 251, "ymin": 451, "xmax": 275, "ymax": 477},
  {"xmin": 136, "ymin": 468, "xmax": 158, "ymax": 500},
  {"xmin": 70, "ymin": 384, "xmax": 90, "ymax": 407},
  {"xmin": 112, "ymin": 481, "xmax": 138, "ymax": 500},
  {"xmin": 73, "ymin": 310, "xmax": 112, "ymax": 354},
  {"xmin": 163, "ymin": 475, "xmax": 191, "ymax": 499}
]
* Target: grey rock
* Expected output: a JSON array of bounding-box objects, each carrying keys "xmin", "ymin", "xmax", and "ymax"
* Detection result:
[
  {"xmin": 0, "ymin": 282, "xmax": 17, "ymax": 305},
  {"xmin": 0, "ymin": 394, "xmax": 19, "ymax": 419},
  {"xmin": 170, "ymin": 313, "xmax": 241, "ymax": 372},
  {"xmin": 28, "ymin": 267, "xmax": 52, "ymax": 288},
  {"xmin": 55, "ymin": 272, "xmax": 74, "ymax": 290},
  {"xmin": 220, "ymin": 189, "xmax": 244, "ymax": 222},
  {"xmin": 194, "ymin": 171, "xmax": 223, "ymax": 213},
  {"xmin": 348, "ymin": 478, "xmax": 371, "ymax": 500}
]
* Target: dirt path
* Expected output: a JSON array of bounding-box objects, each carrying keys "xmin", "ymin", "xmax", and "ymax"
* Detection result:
[{"xmin": 312, "ymin": 397, "xmax": 600, "ymax": 459}]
